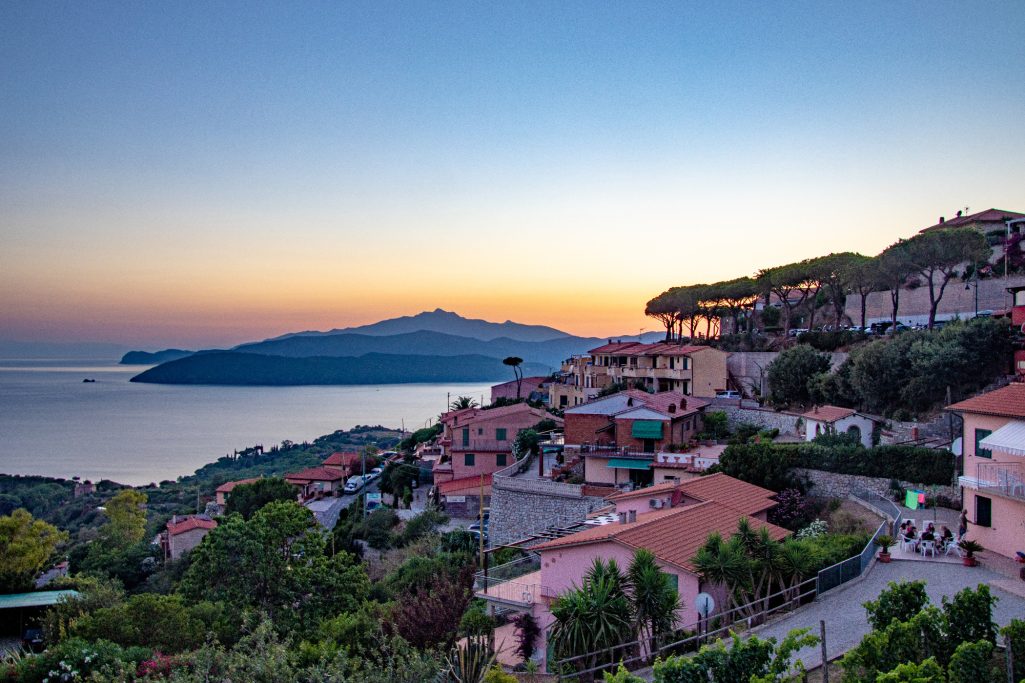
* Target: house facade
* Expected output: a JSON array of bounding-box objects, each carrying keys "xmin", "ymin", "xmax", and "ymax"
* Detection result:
[
  {"xmin": 161, "ymin": 515, "xmax": 217, "ymax": 561},
  {"xmin": 949, "ymin": 383, "xmax": 1025, "ymax": 561},
  {"xmin": 434, "ymin": 403, "xmax": 562, "ymax": 485},
  {"xmin": 801, "ymin": 405, "xmax": 878, "ymax": 448},
  {"xmin": 214, "ymin": 478, "xmax": 259, "ymax": 506},
  {"xmin": 491, "ymin": 376, "xmax": 548, "ymax": 404},
  {"xmin": 322, "ymin": 451, "xmax": 376, "ymax": 478},
  {"xmin": 548, "ymin": 355, "xmax": 609, "ymax": 409},
  {"xmin": 284, "ymin": 466, "xmax": 345, "ymax": 500},
  {"xmin": 478, "ymin": 474, "xmax": 783, "ymax": 671},
  {"xmin": 563, "ymin": 390, "xmax": 709, "ymax": 487}
]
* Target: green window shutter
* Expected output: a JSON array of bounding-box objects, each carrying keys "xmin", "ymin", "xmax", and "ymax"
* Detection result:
[
  {"xmin": 496, "ymin": 453, "xmax": 507, "ymax": 467},
  {"xmin": 462, "ymin": 428, "xmax": 469, "ymax": 447},
  {"xmin": 607, "ymin": 458, "xmax": 652, "ymax": 470},
  {"xmin": 464, "ymin": 453, "xmax": 475, "ymax": 467},
  {"xmin": 975, "ymin": 495, "xmax": 992, "ymax": 527},
  {"xmin": 631, "ymin": 420, "xmax": 664, "ymax": 439},
  {"xmin": 666, "ymin": 573, "xmax": 679, "ymax": 591},
  {"xmin": 975, "ymin": 429, "xmax": 992, "ymax": 458},
  {"xmin": 496, "ymin": 428, "xmax": 507, "ymax": 441}
]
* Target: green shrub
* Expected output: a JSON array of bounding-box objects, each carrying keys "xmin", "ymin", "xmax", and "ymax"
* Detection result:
[
  {"xmin": 946, "ymin": 640, "xmax": 996, "ymax": 683},
  {"xmin": 875, "ymin": 657, "xmax": 946, "ymax": 682},
  {"xmin": 863, "ymin": 580, "xmax": 929, "ymax": 631},
  {"xmin": 943, "ymin": 585, "xmax": 997, "ymax": 648},
  {"xmin": 1001, "ymin": 619, "xmax": 1025, "ymax": 682}
]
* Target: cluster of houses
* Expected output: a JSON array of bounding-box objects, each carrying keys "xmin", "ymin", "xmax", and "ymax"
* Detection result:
[{"xmin": 158, "ymin": 449, "xmax": 374, "ymax": 560}]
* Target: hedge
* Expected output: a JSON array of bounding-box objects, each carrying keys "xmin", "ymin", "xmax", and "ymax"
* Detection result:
[{"xmin": 718, "ymin": 442, "xmax": 955, "ymax": 488}]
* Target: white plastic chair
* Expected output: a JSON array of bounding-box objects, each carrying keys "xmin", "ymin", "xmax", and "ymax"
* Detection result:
[
  {"xmin": 919, "ymin": 540, "xmax": 936, "ymax": 558},
  {"xmin": 945, "ymin": 535, "xmax": 963, "ymax": 557},
  {"xmin": 898, "ymin": 534, "xmax": 915, "ymax": 552}
]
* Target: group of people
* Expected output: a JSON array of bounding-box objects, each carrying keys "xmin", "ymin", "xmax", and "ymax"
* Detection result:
[{"xmin": 898, "ymin": 518, "xmax": 957, "ymax": 553}]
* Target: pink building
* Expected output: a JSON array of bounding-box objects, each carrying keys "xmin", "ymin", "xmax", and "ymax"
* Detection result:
[
  {"xmin": 949, "ymin": 383, "xmax": 1025, "ymax": 561},
  {"xmin": 284, "ymin": 466, "xmax": 344, "ymax": 500},
  {"xmin": 478, "ymin": 474, "xmax": 784, "ymax": 671},
  {"xmin": 434, "ymin": 402, "xmax": 562, "ymax": 486},
  {"xmin": 214, "ymin": 477, "xmax": 260, "ymax": 506},
  {"xmin": 490, "ymin": 376, "xmax": 548, "ymax": 403},
  {"xmin": 161, "ymin": 515, "xmax": 217, "ymax": 561}
]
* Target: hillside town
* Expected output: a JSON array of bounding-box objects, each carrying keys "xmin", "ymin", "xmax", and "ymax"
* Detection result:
[{"xmin": 2, "ymin": 207, "xmax": 1025, "ymax": 682}]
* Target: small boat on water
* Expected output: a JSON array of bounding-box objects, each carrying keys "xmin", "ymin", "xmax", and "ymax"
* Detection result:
[{"xmin": 82, "ymin": 378, "xmax": 96, "ymax": 383}]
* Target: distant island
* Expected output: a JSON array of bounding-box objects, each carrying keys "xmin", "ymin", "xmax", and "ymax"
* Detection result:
[
  {"xmin": 120, "ymin": 349, "xmax": 194, "ymax": 365},
  {"xmin": 121, "ymin": 309, "xmax": 663, "ymax": 385},
  {"xmin": 129, "ymin": 350, "xmax": 550, "ymax": 386}
]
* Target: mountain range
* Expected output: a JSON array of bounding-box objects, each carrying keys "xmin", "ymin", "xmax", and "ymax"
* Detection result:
[{"xmin": 125, "ymin": 309, "xmax": 664, "ymax": 386}]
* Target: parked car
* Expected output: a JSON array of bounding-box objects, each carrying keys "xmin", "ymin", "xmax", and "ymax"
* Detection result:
[
  {"xmin": 22, "ymin": 628, "xmax": 44, "ymax": 652},
  {"xmin": 467, "ymin": 528, "xmax": 489, "ymax": 546},
  {"xmin": 343, "ymin": 476, "xmax": 365, "ymax": 494},
  {"xmin": 369, "ymin": 467, "xmax": 383, "ymax": 479},
  {"xmin": 715, "ymin": 390, "xmax": 741, "ymax": 399}
]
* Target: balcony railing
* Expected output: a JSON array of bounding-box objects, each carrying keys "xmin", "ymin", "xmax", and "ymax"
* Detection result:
[
  {"xmin": 450, "ymin": 440, "xmax": 514, "ymax": 452},
  {"xmin": 976, "ymin": 461, "xmax": 1025, "ymax": 502},
  {"xmin": 473, "ymin": 554, "xmax": 551, "ymax": 607}
]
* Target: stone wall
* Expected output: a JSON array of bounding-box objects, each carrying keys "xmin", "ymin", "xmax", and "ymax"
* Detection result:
[
  {"xmin": 708, "ymin": 399, "xmax": 804, "ymax": 437},
  {"xmin": 490, "ymin": 475, "xmax": 609, "ymax": 545},
  {"xmin": 728, "ymin": 352, "xmax": 847, "ymax": 397},
  {"xmin": 845, "ymin": 273, "xmax": 1025, "ymax": 326},
  {"xmin": 796, "ymin": 468, "xmax": 959, "ymax": 504}
]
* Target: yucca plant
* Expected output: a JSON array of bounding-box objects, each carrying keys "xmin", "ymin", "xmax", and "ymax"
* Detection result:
[{"xmin": 436, "ymin": 634, "xmax": 496, "ymax": 683}]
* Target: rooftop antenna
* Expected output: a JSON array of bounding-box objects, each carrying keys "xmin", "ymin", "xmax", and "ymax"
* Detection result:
[{"xmin": 638, "ymin": 327, "xmax": 645, "ymax": 342}]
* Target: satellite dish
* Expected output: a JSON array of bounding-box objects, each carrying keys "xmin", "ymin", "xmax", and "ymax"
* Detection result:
[
  {"xmin": 695, "ymin": 592, "xmax": 715, "ymax": 617},
  {"xmin": 951, "ymin": 437, "xmax": 962, "ymax": 457}
]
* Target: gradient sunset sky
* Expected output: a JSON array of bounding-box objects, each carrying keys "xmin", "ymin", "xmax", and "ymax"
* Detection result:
[{"xmin": 2, "ymin": 2, "xmax": 1024, "ymax": 348}]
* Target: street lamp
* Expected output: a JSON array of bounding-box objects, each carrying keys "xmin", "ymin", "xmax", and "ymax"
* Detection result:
[{"xmin": 965, "ymin": 276, "xmax": 979, "ymax": 318}]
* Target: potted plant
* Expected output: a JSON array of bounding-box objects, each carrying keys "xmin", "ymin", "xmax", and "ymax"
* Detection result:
[
  {"xmin": 959, "ymin": 539, "xmax": 984, "ymax": 567},
  {"xmin": 875, "ymin": 535, "xmax": 895, "ymax": 563}
]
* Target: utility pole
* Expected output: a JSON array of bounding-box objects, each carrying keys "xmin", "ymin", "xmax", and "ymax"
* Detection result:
[
  {"xmin": 478, "ymin": 474, "xmax": 485, "ymax": 574},
  {"xmin": 361, "ymin": 447, "xmax": 367, "ymax": 519},
  {"xmin": 820, "ymin": 620, "xmax": 829, "ymax": 683}
]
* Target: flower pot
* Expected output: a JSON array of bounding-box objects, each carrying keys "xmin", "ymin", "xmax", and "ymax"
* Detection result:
[
  {"xmin": 963, "ymin": 556, "xmax": 978, "ymax": 567},
  {"xmin": 878, "ymin": 551, "xmax": 891, "ymax": 563}
]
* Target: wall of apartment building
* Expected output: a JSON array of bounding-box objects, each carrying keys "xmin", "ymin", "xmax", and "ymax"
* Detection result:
[
  {"xmin": 449, "ymin": 450, "xmax": 513, "ymax": 479},
  {"xmin": 689, "ymin": 349, "xmax": 730, "ymax": 397},
  {"xmin": 564, "ymin": 413, "xmax": 615, "ymax": 446},
  {"xmin": 169, "ymin": 528, "xmax": 209, "ymax": 561},
  {"xmin": 614, "ymin": 415, "xmax": 702, "ymax": 452},
  {"xmin": 844, "ymin": 274, "xmax": 1025, "ymax": 326}
]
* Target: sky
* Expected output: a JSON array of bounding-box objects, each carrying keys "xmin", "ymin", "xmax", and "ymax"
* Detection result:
[{"xmin": 2, "ymin": 1, "xmax": 1024, "ymax": 349}]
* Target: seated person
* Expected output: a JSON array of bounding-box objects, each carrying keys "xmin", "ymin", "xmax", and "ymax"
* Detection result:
[
  {"xmin": 920, "ymin": 528, "xmax": 935, "ymax": 542},
  {"xmin": 905, "ymin": 526, "xmax": 917, "ymax": 539},
  {"xmin": 940, "ymin": 526, "xmax": 953, "ymax": 543}
]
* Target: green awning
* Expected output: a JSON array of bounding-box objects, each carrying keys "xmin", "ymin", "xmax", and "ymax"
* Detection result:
[
  {"xmin": 631, "ymin": 420, "xmax": 664, "ymax": 439},
  {"xmin": 607, "ymin": 458, "xmax": 652, "ymax": 470},
  {"xmin": 0, "ymin": 590, "xmax": 79, "ymax": 610}
]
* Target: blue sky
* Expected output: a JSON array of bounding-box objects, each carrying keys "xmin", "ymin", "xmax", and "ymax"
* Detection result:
[{"xmin": 2, "ymin": 1, "xmax": 1024, "ymax": 346}]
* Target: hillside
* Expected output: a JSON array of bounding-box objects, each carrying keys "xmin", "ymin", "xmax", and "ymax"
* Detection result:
[
  {"xmin": 262, "ymin": 308, "xmax": 573, "ymax": 343},
  {"xmin": 129, "ymin": 351, "xmax": 550, "ymax": 386},
  {"xmin": 120, "ymin": 349, "xmax": 194, "ymax": 365},
  {"xmin": 233, "ymin": 329, "xmax": 607, "ymax": 368}
]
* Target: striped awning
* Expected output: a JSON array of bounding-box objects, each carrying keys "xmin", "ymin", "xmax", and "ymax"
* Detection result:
[
  {"xmin": 980, "ymin": 421, "xmax": 1025, "ymax": 457},
  {"xmin": 631, "ymin": 420, "xmax": 664, "ymax": 439}
]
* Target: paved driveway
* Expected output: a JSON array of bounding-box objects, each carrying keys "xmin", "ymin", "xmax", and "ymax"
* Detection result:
[
  {"xmin": 752, "ymin": 560, "xmax": 1025, "ymax": 670},
  {"xmin": 304, "ymin": 480, "xmax": 381, "ymax": 529}
]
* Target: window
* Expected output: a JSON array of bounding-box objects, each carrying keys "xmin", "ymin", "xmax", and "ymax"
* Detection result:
[
  {"xmin": 666, "ymin": 573, "xmax": 679, "ymax": 591},
  {"xmin": 682, "ymin": 380, "xmax": 691, "ymax": 395},
  {"xmin": 559, "ymin": 395, "xmax": 568, "ymax": 407},
  {"xmin": 478, "ymin": 427, "xmax": 484, "ymax": 435},
  {"xmin": 464, "ymin": 453, "xmax": 476, "ymax": 467},
  {"xmin": 975, "ymin": 429, "xmax": 992, "ymax": 458},
  {"xmin": 461, "ymin": 428, "xmax": 469, "ymax": 447},
  {"xmin": 682, "ymin": 358, "xmax": 690, "ymax": 370},
  {"xmin": 496, "ymin": 453, "xmax": 507, "ymax": 467},
  {"xmin": 975, "ymin": 495, "xmax": 992, "ymax": 527},
  {"xmin": 496, "ymin": 428, "xmax": 507, "ymax": 441}
]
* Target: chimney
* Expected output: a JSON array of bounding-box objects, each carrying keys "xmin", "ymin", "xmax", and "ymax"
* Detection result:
[
  {"xmin": 628, "ymin": 510, "xmax": 637, "ymax": 523},
  {"xmin": 813, "ymin": 406, "xmax": 819, "ymax": 414},
  {"xmin": 956, "ymin": 210, "xmax": 963, "ymax": 218},
  {"xmin": 668, "ymin": 404, "xmax": 676, "ymax": 414},
  {"xmin": 627, "ymin": 397, "xmax": 634, "ymax": 406},
  {"xmin": 939, "ymin": 216, "xmax": 945, "ymax": 224},
  {"xmin": 680, "ymin": 398, "xmax": 687, "ymax": 409}
]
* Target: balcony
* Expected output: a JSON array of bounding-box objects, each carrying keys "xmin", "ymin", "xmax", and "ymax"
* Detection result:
[
  {"xmin": 975, "ymin": 462, "xmax": 1025, "ymax": 502},
  {"xmin": 450, "ymin": 440, "xmax": 514, "ymax": 452},
  {"xmin": 474, "ymin": 554, "xmax": 552, "ymax": 608}
]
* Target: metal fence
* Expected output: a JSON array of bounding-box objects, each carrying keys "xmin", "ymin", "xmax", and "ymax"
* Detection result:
[{"xmin": 815, "ymin": 519, "xmax": 886, "ymax": 595}]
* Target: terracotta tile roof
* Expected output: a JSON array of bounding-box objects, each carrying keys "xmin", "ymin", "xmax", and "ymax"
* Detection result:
[
  {"xmin": 947, "ymin": 383, "xmax": 1025, "ymax": 419},
  {"xmin": 441, "ymin": 402, "xmax": 561, "ymax": 427},
  {"xmin": 166, "ymin": 515, "xmax": 217, "ymax": 536},
  {"xmin": 438, "ymin": 473, "xmax": 493, "ymax": 495},
  {"xmin": 603, "ymin": 473, "xmax": 776, "ymax": 516},
  {"xmin": 284, "ymin": 466, "xmax": 345, "ymax": 483},
  {"xmin": 801, "ymin": 405, "xmax": 856, "ymax": 423},
  {"xmin": 492, "ymin": 376, "xmax": 547, "ymax": 390},
  {"xmin": 534, "ymin": 501, "xmax": 789, "ymax": 573},
  {"xmin": 215, "ymin": 478, "xmax": 259, "ymax": 494},
  {"xmin": 920, "ymin": 208, "xmax": 1025, "ymax": 233},
  {"xmin": 588, "ymin": 342, "xmax": 645, "ymax": 354},
  {"xmin": 323, "ymin": 451, "xmax": 361, "ymax": 467}
]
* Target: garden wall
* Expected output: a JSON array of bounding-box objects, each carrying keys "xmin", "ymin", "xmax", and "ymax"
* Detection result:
[
  {"xmin": 796, "ymin": 468, "xmax": 959, "ymax": 505},
  {"xmin": 489, "ymin": 475, "xmax": 609, "ymax": 546}
]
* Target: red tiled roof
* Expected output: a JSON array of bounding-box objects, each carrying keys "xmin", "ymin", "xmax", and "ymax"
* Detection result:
[
  {"xmin": 215, "ymin": 478, "xmax": 259, "ymax": 494},
  {"xmin": 947, "ymin": 383, "xmax": 1025, "ymax": 419},
  {"xmin": 284, "ymin": 466, "xmax": 345, "ymax": 483},
  {"xmin": 166, "ymin": 515, "xmax": 217, "ymax": 536},
  {"xmin": 801, "ymin": 405, "xmax": 856, "ymax": 423},
  {"xmin": 920, "ymin": 208, "xmax": 1025, "ymax": 233},
  {"xmin": 588, "ymin": 342, "xmax": 721, "ymax": 357},
  {"xmin": 438, "ymin": 473, "xmax": 493, "ymax": 495},
  {"xmin": 323, "ymin": 451, "xmax": 361, "ymax": 467},
  {"xmin": 441, "ymin": 402, "xmax": 562, "ymax": 427},
  {"xmin": 617, "ymin": 390, "xmax": 710, "ymax": 417},
  {"xmin": 603, "ymin": 472, "xmax": 777, "ymax": 516},
  {"xmin": 492, "ymin": 376, "xmax": 547, "ymax": 390},
  {"xmin": 534, "ymin": 501, "xmax": 789, "ymax": 573},
  {"xmin": 588, "ymin": 342, "xmax": 646, "ymax": 354}
]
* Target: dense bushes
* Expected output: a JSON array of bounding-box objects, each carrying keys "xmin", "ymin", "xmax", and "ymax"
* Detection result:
[
  {"xmin": 716, "ymin": 442, "xmax": 955, "ymax": 488},
  {"xmin": 808, "ymin": 318, "xmax": 1011, "ymax": 418}
]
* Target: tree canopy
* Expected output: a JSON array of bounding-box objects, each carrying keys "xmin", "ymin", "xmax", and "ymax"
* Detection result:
[{"xmin": 0, "ymin": 508, "xmax": 68, "ymax": 592}]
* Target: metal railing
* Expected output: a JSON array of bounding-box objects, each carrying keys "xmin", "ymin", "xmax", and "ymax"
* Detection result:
[
  {"xmin": 552, "ymin": 577, "xmax": 819, "ymax": 680},
  {"xmin": 977, "ymin": 461, "xmax": 1025, "ymax": 502},
  {"xmin": 474, "ymin": 553, "xmax": 540, "ymax": 589},
  {"xmin": 816, "ymin": 519, "xmax": 887, "ymax": 595}
]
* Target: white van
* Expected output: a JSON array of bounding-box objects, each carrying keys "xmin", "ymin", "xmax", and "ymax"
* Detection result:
[{"xmin": 343, "ymin": 476, "xmax": 365, "ymax": 494}]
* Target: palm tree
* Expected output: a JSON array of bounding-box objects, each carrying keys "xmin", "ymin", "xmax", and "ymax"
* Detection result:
[
  {"xmin": 549, "ymin": 559, "xmax": 633, "ymax": 681},
  {"xmin": 692, "ymin": 532, "xmax": 752, "ymax": 617},
  {"xmin": 450, "ymin": 396, "xmax": 478, "ymax": 411},
  {"xmin": 436, "ymin": 634, "xmax": 496, "ymax": 683},
  {"xmin": 777, "ymin": 538, "xmax": 818, "ymax": 606},
  {"xmin": 627, "ymin": 549, "xmax": 680, "ymax": 658},
  {"xmin": 502, "ymin": 356, "xmax": 524, "ymax": 399}
]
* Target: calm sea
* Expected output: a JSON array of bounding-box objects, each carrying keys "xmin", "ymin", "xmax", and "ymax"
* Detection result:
[{"xmin": 0, "ymin": 359, "xmax": 492, "ymax": 485}]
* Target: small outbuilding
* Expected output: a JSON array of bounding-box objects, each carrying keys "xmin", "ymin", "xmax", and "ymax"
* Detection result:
[{"xmin": 801, "ymin": 405, "xmax": 878, "ymax": 448}]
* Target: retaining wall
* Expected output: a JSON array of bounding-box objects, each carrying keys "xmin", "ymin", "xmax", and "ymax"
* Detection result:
[
  {"xmin": 490, "ymin": 474, "xmax": 608, "ymax": 546},
  {"xmin": 796, "ymin": 468, "xmax": 959, "ymax": 504}
]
